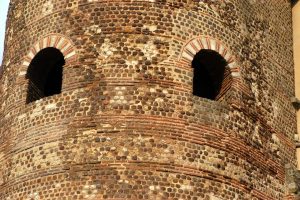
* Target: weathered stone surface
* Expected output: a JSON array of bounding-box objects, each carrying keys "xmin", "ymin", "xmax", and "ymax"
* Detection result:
[{"xmin": 0, "ymin": 0, "xmax": 297, "ymax": 199}]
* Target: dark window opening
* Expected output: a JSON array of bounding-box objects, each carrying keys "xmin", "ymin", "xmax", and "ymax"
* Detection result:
[
  {"xmin": 192, "ymin": 49, "xmax": 227, "ymax": 100},
  {"xmin": 26, "ymin": 47, "xmax": 65, "ymax": 103}
]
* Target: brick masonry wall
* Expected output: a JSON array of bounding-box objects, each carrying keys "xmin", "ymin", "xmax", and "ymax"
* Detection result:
[{"xmin": 0, "ymin": 0, "xmax": 297, "ymax": 199}]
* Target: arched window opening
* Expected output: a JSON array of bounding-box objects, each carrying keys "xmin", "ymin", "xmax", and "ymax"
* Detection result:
[
  {"xmin": 192, "ymin": 49, "xmax": 228, "ymax": 100},
  {"xmin": 26, "ymin": 47, "xmax": 65, "ymax": 103}
]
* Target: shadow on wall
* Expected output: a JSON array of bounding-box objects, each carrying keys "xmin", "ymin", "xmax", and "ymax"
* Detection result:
[
  {"xmin": 192, "ymin": 49, "xmax": 227, "ymax": 100},
  {"xmin": 26, "ymin": 47, "xmax": 65, "ymax": 104}
]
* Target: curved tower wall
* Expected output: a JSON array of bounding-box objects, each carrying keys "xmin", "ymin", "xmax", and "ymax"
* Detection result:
[{"xmin": 0, "ymin": 0, "xmax": 297, "ymax": 199}]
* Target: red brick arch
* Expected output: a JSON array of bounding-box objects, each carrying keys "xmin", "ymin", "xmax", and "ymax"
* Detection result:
[
  {"xmin": 180, "ymin": 36, "xmax": 240, "ymax": 78},
  {"xmin": 180, "ymin": 36, "xmax": 242, "ymax": 100},
  {"xmin": 21, "ymin": 34, "xmax": 77, "ymax": 69}
]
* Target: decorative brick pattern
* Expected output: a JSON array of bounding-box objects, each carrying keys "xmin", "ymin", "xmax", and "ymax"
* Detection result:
[
  {"xmin": 181, "ymin": 36, "xmax": 240, "ymax": 77},
  {"xmin": 22, "ymin": 34, "xmax": 77, "ymax": 69},
  {"xmin": 0, "ymin": 0, "xmax": 297, "ymax": 200},
  {"xmin": 180, "ymin": 36, "xmax": 240, "ymax": 101}
]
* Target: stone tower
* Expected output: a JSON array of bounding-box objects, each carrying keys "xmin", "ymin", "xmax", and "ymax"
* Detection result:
[{"xmin": 0, "ymin": 0, "xmax": 298, "ymax": 199}]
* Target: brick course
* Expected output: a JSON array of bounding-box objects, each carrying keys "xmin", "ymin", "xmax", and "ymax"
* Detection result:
[{"xmin": 0, "ymin": 0, "xmax": 297, "ymax": 199}]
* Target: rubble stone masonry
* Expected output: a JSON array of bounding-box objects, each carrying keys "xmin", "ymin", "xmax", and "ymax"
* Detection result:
[{"xmin": 0, "ymin": 0, "xmax": 298, "ymax": 199}]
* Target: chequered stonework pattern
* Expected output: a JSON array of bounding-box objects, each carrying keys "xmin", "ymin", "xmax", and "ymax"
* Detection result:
[{"xmin": 0, "ymin": 0, "xmax": 297, "ymax": 200}]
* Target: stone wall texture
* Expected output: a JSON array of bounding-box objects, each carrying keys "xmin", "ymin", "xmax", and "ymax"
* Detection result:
[{"xmin": 0, "ymin": 0, "xmax": 298, "ymax": 199}]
